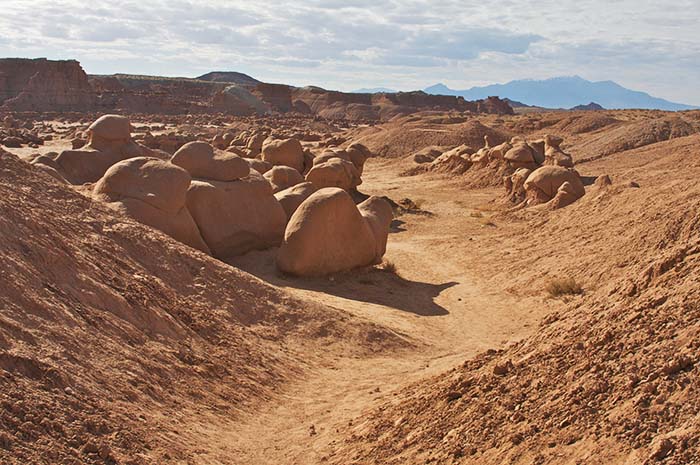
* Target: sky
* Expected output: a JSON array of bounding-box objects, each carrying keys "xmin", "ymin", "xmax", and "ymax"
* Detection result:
[{"xmin": 1, "ymin": 0, "xmax": 699, "ymax": 105}]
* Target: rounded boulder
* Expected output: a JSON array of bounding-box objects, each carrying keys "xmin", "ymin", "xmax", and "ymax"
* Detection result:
[
  {"xmin": 261, "ymin": 138, "xmax": 304, "ymax": 173},
  {"xmin": 276, "ymin": 188, "xmax": 378, "ymax": 276},
  {"xmin": 172, "ymin": 141, "xmax": 250, "ymax": 181}
]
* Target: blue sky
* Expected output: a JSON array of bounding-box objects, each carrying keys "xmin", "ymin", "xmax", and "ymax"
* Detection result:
[{"xmin": 1, "ymin": 0, "xmax": 699, "ymax": 105}]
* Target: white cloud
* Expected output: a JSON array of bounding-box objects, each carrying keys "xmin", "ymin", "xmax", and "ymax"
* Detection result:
[{"xmin": 0, "ymin": 0, "xmax": 698, "ymax": 104}]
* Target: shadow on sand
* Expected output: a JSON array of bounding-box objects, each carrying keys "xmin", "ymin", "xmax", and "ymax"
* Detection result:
[{"xmin": 228, "ymin": 250, "xmax": 457, "ymax": 317}]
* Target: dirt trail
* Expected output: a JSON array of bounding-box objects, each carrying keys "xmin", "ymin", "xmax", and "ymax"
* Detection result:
[{"xmin": 214, "ymin": 159, "xmax": 553, "ymax": 464}]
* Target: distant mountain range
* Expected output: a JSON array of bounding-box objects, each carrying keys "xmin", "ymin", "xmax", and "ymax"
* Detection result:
[
  {"xmin": 351, "ymin": 87, "xmax": 398, "ymax": 94},
  {"xmin": 423, "ymin": 76, "xmax": 698, "ymax": 111}
]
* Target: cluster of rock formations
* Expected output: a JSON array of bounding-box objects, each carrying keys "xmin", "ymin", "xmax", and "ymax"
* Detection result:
[
  {"xmin": 419, "ymin": 133, "xmax": 586, "ymax": 209},
  {"xmin": 0, "ymin": 58, "xmax": 513, "ymax": 121},
  {"xmin": 0, "ymin": 115, "xmax": 47, "ymax": 148},
  {"xmin": 28, "ymin": 114, "xmax": 392, "ymax": 276}
]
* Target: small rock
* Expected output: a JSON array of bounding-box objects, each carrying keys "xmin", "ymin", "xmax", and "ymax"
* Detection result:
[{"xmin": 650, "ymin": 438, "xmax": 673, "ymax": 461}]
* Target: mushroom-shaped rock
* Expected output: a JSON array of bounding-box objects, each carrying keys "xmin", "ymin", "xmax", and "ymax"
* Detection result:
[
  {"xmin": 357, "ymin": 196, "xmax": 393, "ymax": 262},
  {"xmin": 544, "ymin": 135, "xmax": 574, "ymax": 168},
  {"xmin": 54, "ymin": 115, "xmax": 149, "ymax": 184},
  {"xmin": 185, "ymin": 170, "xmax": 287, "ymax": 259},
  {"xmin": 305, "ymin": 158, "xmax": 361, "ymax": 191},
  {"xmin": 346, "ymin": 142, "xmax": 372, "ymax": 175},
  {"xmin": 274, "ymin": 182, "xmax": 317, "ymax": 220},
  {"xmin": 264, "ymin": 165, "xmax": 304, "ymax": 193},
  {"xmin": 524, "ymin": 166, "xmax": 585, "ymax": 206},
  {"xmin": 93, "ymin": 157, "xmax": 210, "ymax": 253},
  {"xmin": 276, "ymin": 188, "xmax": 380, "ymax": 276},
  {"xmin": 261, "ymin": 138, "xmax": 304, "ymax": 173},
  {"xmin": 504, "ymin": 142, "xmax": 536, "ymax": 168},
  {"xmin": 171, "ymin": 141, "xmax": 250, "ymax": 181}
]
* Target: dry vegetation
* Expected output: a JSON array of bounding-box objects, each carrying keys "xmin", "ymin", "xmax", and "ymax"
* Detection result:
[{"xmin": 545, "ymin": 277, "xmax": 584, "ymax": 297}]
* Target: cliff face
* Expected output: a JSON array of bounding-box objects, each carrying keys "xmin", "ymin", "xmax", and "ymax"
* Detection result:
[
  {"xmin": 291, "ymin": 88, "xmax": 514, "ymax": 121},
  {"xmin": 0, "ymin": 58, "xmax": 96, "ymax": 111},
  {"xmin": 0, "ymin": 58, "xmax": 513, "ymax": 118}
]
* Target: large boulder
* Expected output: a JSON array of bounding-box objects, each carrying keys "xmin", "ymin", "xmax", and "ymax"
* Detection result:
[
  {"xmin": 274, "ymin": 182, "xmax": 317, "ymax": 220},
  {"xmin": 87, "ymin": 114, "xmax": 132, "ymax": 151},
  {"xmin": 305, "ymin": 158, "xmax": 361, "ymax": 191},
  {"xmin": 261, "ymin": 137, "xmax": 304, "ymax": 173},
  {"xmin": 524, "ymin": 165, "xmax": 585, "ymax": 206},
  {"xmin": 504, "ymin": 142, "xmax": 537, "ymax": 168},
  {"xmin": 171, "ymin": 141, "xmax": 249, "ymax": 181},
  {"xmin": 277, "ymin": 188, "xmax": 386, "ymax": 276},
  {"xmin": 93, "ymin": 157, "xmax": 210, "ymax": 253},
  {"xmin": 185, "ymin": 170, "xmax": 286, "ymax": 259},
  {"xmin": 263, "ymin": 165, "xmax": 304, "ymax": 193}
]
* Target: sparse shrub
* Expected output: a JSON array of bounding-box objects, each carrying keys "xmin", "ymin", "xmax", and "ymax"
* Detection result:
[
  {"xmin": 545, "ymin": 277, "xmax": 583, "ymax": 297},
  {"xmin": 380, "ymin": 260, "xmax": 398, "ymax": 275},
  {"xmin": 470, "ymin": 211, "xmax": 484, "ymax": 218}
]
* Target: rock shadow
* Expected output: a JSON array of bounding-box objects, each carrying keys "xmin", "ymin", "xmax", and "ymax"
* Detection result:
[{"xmin": 228, "ymin": 250, "xmax": 456, "ymax": 317}]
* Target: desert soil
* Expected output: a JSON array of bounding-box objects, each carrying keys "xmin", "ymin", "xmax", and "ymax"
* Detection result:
[{"xmin": 208, "ymin": 158, "xmax": 555, "ymax": 464}]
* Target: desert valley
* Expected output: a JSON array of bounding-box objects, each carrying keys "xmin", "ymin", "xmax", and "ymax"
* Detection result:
[{"xmin": 0, "ymin": 51, "xmax": 699, "ymax": 465}]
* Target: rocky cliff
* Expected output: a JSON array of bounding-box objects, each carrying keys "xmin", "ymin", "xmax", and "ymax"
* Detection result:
[
  {"xmin": 0, "ymin": 58, "xmax": 96, "ymax": 111},
  {"xmin": 1, "ymin": 58, "xmax": 513, "ymax": 119}
]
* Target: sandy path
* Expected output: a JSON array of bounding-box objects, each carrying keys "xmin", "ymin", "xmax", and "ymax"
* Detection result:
[{"xmin": 207, "ymin": 159, "xmax": 551, "ymax": 464}]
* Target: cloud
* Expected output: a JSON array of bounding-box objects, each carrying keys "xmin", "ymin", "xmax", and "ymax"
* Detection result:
[{"xmin": 0, "ymin": 0, "xmax": 698, "ymax": 104}]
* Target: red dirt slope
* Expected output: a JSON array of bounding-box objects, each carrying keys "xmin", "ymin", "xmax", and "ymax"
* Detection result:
[
  {"xmin": 0, "ymin": 149, "xmax": 407, "ymax": 464},
  {"xmin": 329, "ymin": 135, "xmax": 700, "ymax": 465}
]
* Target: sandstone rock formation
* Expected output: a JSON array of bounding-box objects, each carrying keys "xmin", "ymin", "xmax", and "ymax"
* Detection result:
[
  {"xmin": 171, "ymin": 141, "xmax": 250, "ymax": 181},
  {"xmin": 274, "ymin": 182, "xmax": 317, "ymax": 220},
  {"xmin": 543, "ymin": 135, "xmax": 574, "ymax": 167},
  {"xmin": 93, "ymin": 157, "xmax": 210, "ymax": 253},
  {"xmin": 263, "ymin": 165, "xmax": 304, "ymax": 193},
  {"xmin": 305, "ymin": 158, "xmax": 362, "ymax": 191},
  {"xmin": 357, "ymin": 196, "xmax": 393, "ymax": 262},
  {"xmin": 185, "ymin": 170, "xmax": 286, "ymax": 259},
  {"xmin": 261, "ymin": 137, "xmax": 304, "ymax": 173},
  {"xmin": 345, "ymin": 142, "xmax": 372, "ymax": 175},
  {"xmin": 523, "ymin": 165, "xmax": 585, "ymax": 207},
  {"xmin": 277, "ymin": 188, "xmax": 391, "ymax": 276},
  {"xmin": 0, "ymin": 58, "xmax": 95, "ymax": 111},
  {"xmin": 50, "ymin": 115, "xmax": 151, "ymax": 184}
]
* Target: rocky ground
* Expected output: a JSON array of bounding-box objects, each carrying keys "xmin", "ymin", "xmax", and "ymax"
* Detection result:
[{"xmin": 1, "ymin": 107, "xmax": 699, "ymax": 464}]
